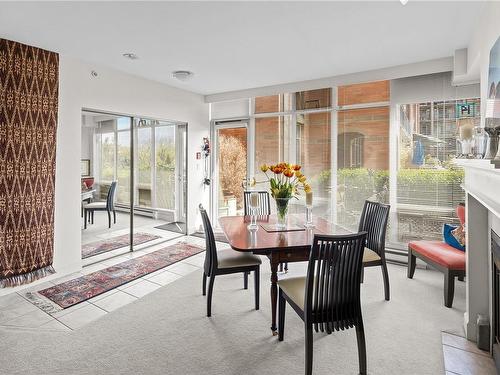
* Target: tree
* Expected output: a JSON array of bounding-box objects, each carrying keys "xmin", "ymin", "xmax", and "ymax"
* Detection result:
[{"xmin": 218, "ymin": 135, "xmax": 247, "ymax": 209}]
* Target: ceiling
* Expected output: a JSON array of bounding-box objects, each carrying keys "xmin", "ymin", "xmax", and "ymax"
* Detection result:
[{"xmin": 0, "ymin": 1, "xmax": 484, "ymax": 95}]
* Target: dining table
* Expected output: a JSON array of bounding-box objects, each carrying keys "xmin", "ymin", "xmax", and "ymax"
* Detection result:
[{"xmin": 219, "ymin": 214, "xmax": 350, "ymax": 335}]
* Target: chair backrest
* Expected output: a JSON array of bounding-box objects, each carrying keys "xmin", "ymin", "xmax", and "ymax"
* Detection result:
[
  {"xmin": 199, "ymin": 204, "xmax": 218, "ymax": 276},
  {"xmin": 305, "ymin": 232, "xmax": 368, "ymax": 333},
  {"xmin": 357, "ymin": 200, "xmax": 390, "ymax": 257},
  {"xmin": 243, "ymin": 191, "xmax": 271, "ymax": 216},
  {"xmin": 106, "ymin": 181, "xmax": 117, "ymax": 210}
]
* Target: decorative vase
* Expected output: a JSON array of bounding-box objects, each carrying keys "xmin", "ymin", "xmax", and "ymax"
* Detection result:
[
  {"xmin": 472, "ymin": 126, "xmax": 488, "ymax": 159},
  {"xmin": 457, "ymin": 118, "xmax": 474, "ymax": 158},
  {"xmin": 274, "ymin": 197, "xmax": 290, "ymax": 230},
  {"xmin": 485, "ymin": 126, "xmax": 500, "ymax": 159}
]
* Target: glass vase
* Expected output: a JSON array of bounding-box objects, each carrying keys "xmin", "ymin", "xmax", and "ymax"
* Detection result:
[
  {"xmin": 274, "ymin": 197, "xmax": 290, "ymax": 230},
  {"xmin": 472, "ymin": 126, "xmax": 488, "ymax": 159}
]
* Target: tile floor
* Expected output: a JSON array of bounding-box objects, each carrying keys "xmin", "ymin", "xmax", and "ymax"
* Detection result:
[
  {"xmin": 0, "ymin": 235, "xmax": 216, "ymax": 332},
  {"xmin": 442, "ymin": 332, "xmax": 497, "ymax": 374}
]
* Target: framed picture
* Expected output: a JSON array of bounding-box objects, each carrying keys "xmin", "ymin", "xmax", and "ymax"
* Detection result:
[{"xmin": 81, "ymin": 159, "xmax": 91, "ymax": 177}]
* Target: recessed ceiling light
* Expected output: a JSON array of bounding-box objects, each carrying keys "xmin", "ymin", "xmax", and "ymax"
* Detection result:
[
  {"xmin": 123, "ymin": 53, "xmax": 139, "ymax": 60},
  {"xmin": 172, "ymin": 70, "xmax": 194, "ymax": 82},
  {"xmin": 400, "ymin": 0, "xmax": 409, "ymax": 4}
]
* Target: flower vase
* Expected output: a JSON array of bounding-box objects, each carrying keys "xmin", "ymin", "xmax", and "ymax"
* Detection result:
[{"xmin": 275, "ymin": 197, "xmax": 290, "ymax": 230}]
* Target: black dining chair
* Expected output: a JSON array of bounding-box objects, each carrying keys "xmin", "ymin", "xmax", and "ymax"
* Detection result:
[
  {"xmin": 278, "ymin": 232, "xmax": 368, "ymax": 375},
  {"xmin": 243, "ymin": 190, "xmax": 288, "ymax": 273},
  {"xmin": 199, "ymin": 204, "xmax": 262, "ymax": 317},
  {"xmin": 358, "ymin": 200, "xmax": 391, "ymax": 301},
  {"xmin": 84, "ymin": 181, "xmax": 117, "ymax": 229},
  {"xmin": 243, "ymin": 190, "xmax": 271, "ymax": 216}
]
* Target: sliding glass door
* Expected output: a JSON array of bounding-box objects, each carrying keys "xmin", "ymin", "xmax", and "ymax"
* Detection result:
[{"xmin": 81, "ymin": 111, "xmax": 187, "ymax": 264}]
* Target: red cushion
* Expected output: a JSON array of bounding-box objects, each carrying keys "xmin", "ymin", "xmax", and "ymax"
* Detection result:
[
  {"xmin": 409, "ymin": 240, "xmax": 465, "ymax": 270},
  {"xmin": 82, "ymin": 177, "xmax": 94, "ymax": 189}
]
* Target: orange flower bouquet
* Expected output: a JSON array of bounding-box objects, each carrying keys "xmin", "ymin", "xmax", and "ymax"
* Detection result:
[{"xmin": 259, "ymin": 162, "xmax": 311, "ymax": 228}]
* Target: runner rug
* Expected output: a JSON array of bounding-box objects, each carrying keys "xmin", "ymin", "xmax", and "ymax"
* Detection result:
[
  {"xmin": 81, "ymin": 233, "xmax": 161, "ymax": 259},
  {"xmin": 26, "ymin": 242, "xmax": 203, "ymax": 312}
]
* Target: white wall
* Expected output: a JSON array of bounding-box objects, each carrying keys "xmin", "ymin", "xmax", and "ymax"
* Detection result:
[
  {"xmin": 0, "ymin": 56, "xmax": 209, "ymax": 296},
  {"xmin": 391, "ymin": 72, "xmax": 480, "ymax": 104}
]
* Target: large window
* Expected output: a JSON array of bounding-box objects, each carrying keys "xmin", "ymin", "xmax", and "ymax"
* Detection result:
[
  {"xmin": 296, "ymin": 112, "xmax": 331, "ymax": 217},
  {"xmin": 95, "ymin": 118, "xmax": 184, "ymax": 213},
  {"xmin": 337, "ymin": 81, "xmax": 390, "ymax": 230},
  {"xmin": 254, "ymin": 116, "xmax": 291, "ymax": 182},
  {"xmin": 395, "ymin": 99, "xmax": 479, "ymax": 243},
  {"xmin": 211, "ymin": 79, "xmax": 480, "ymax": 252},
  {"xmin": 155, "ymin": 125, "xmax": 176, "ymax": 210}
]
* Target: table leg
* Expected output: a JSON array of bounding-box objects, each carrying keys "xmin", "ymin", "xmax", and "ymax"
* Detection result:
[{"xmin": 270, "ymin": 261, "xmax": 279, "ymax": 335}]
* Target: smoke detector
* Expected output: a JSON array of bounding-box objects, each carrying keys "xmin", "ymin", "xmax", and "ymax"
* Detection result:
[{"xmin": 172, "ymin": 70, "xmax": 194, "ymax": 81}]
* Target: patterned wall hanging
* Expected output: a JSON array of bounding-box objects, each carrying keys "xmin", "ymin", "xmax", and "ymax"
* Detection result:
[{"xmin": 0, "ymin": 39, "xmax": 59, "ymax": 287}]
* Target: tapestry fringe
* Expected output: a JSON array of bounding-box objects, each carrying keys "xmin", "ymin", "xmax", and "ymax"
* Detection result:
[{"xmin": 0, "ymin": 266, "xmax": 55, "ymax": 288}]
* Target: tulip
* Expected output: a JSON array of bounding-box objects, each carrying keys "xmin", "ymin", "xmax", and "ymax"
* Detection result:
[
  {"xmin": 292, "ymin": 164, "xmax": 301, "ymax": 171},
  {"xmin": 273, "ymin": 167, "xmax": 283, "ymax": 174},
  {"xmin": 283, "ymin": 169, "xmax": 294, "ymax": 178},
  {"xmin": 298, "ymin": 176, "xmax": 306, "ymax": 183},
  {"xmin": 260, "ymin": 164, "xmax": 268, "ymax": 172},
  {"xmin": 304, "ymin": 184, "xmax": 312, "ymax": 193}
]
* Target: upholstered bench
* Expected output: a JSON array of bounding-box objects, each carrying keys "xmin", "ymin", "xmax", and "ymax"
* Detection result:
[{"xmin": 407, "ymin": 240, "xmax": 465, "ymax": 308}]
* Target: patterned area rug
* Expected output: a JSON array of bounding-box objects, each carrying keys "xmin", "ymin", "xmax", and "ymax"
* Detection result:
[
  {"xmin": 32, "ymin": 242, "xmax": 203, "ymax": 311},
  {"xmin": 81, "ymin": 233, "xmax": 161, "ymax": 259}
]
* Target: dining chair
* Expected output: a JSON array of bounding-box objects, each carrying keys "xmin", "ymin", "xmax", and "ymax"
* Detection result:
[
  {"xmin": 243, "ymin": 190, "xmax": 271, "ymax": 216},
  {"xmin": 358, "ymin": 200, "xmax": 391, "ymax": 301},
  {"xmin": 278, "ymin": 232, "xmax": 368, "ymax": 375},
  {"xmin": 243, "ymin": 190, "xmax": 288, "ymax": 273},
  {"xmin": 83, "ymin": 181, "xmax": 117, "ymax": 229},
  {"xmin": 199, "ymin": 204, "xmax": 262, "ymax": 317}
]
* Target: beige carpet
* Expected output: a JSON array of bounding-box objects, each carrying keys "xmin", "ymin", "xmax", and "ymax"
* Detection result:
[{"xmin": 0, "ymin": 261, "xmax": 465, "ymax": 374}]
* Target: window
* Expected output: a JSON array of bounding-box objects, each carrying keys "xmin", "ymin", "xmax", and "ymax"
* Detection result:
[
  {"xmin": 255, "ymin": 94, "xmax": 292, "ymax": 114},
  {"xmin": 137, "ymin": 127, "xmax": 152, "ymax": 207},
  {"xmin": 116, "ymin": 130, "xmax": 131, "ymax": 205},
  {"xmin": 254, "ymin": 116, "xmax": 290, "ymax": 181},
  {"xmin": 395, "ymin": 98, "xmax": 480, "ymax": 243},
  {"xmin": 337, "ymin": 81, "xmax": 390, "ymax": 230},
  {"xmin": 296, "ymin": 88, "xmax": 331, "ymax": 110},
  {"xmin": 155, "ymin": 125, "xmax": 176, "ymax": 210},
  {"xmin": 99, "ymin": 132, "xmax": 115, "ymax": 183},
  {"xmin": 295, "ymin": 111, "xmax": 331, "ymax": 216}
]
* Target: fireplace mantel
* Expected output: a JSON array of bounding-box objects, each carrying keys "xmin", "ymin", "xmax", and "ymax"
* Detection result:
[{"xmin": 455, "ymin": 158, "xmax": 500, "ymax": 357}]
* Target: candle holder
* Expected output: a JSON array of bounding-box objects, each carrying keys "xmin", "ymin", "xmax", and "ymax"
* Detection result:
[
  {"xmin": 247, "ymin": 192, "xmax": 259, "ymax": 231},
  {"xmin": 248, "ymin": 207, "xmax": 258, "ymax": 231},
  {"xmin": 304, "ymin": 205, "xmax": 314, "ymax": 228}
]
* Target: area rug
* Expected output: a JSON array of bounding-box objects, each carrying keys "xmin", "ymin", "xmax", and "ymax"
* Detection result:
[
  {"xmin": 29, "ymin": 242, "xmax": 203, "ymax": 311},
  {"xmin": 81, "ymin": 233, "xmax": 161, "ymax": 259}
]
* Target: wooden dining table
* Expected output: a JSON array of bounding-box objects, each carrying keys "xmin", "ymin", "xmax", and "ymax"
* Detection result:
[{"xmin": 219, "ymin": 214, "xmax": 349, "ymax": 335}]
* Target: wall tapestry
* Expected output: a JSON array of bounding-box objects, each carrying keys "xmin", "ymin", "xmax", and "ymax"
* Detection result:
[{"xmin": 0, "ymin": 39, "xmax": 59, "ymax": 286}]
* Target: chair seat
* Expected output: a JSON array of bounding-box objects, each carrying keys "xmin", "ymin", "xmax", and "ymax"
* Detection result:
[
  {"xmin": 84, "ymin": 201, "xmax": 106, "ymax": 209},
  {"xmin": 217, "ymin": 249, "xmax": 262, "ymax": 269},
  {"xmin": 363, "ymin": 248, "xmax": 381, "ymax": 263},
  {"xmin": 278, "ymin": 276, "xmax": 306, "ymax": 310},
  {"xmin": 409, "ymin": 240, "xmax": 465, "ymax": 270}
]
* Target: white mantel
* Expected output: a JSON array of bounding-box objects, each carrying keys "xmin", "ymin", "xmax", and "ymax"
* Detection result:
[{"xmin": 455, "ymin": 159, "xmax": 500, "ymax": 345}]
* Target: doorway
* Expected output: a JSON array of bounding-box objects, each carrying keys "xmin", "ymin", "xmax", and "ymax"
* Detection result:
[{"xmin": 211, "ymin": 121, "xmax": 249, "ymax": 224}]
